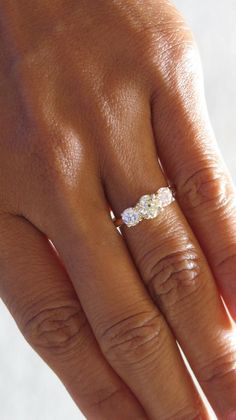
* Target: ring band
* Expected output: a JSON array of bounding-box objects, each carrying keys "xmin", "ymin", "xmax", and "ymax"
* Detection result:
[{"xmin": 113, "ymin": 186, "xmax": 175, "ymax": 228}]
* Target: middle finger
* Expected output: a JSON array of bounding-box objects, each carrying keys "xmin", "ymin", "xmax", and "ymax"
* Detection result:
[{"xmin": 42, "ymin": 180, "xmax": 207, "ymax": 419}]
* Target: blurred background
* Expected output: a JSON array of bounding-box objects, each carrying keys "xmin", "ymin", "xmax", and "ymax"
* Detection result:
[{"xmin": 0, "ymin": 1, "xmax": 236, "ymax": 419}]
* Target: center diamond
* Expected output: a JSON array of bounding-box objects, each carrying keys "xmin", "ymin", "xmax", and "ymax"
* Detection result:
[{"xmin": 137, "ymin": 194, "xmax": 161, "ymax": 219}]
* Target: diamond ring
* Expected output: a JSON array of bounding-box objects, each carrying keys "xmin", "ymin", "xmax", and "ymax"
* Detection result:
[{"xmin": 113, "ymin": 186, "xmax": 175, "ymax": 228}]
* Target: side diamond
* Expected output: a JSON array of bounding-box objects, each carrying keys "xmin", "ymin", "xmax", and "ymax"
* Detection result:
[
  {"xmin": 121, "ymin": 207, "xmax": 142, "ymax": 227},
  {"xmin": 157, "ymin": 187, "xmax": 174, "ymax": 208}
]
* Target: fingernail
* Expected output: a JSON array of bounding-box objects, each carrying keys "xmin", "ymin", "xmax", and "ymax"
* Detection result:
[{"xmin": 228, "ymin": 411, "xmax": 236, "ymax": 420}]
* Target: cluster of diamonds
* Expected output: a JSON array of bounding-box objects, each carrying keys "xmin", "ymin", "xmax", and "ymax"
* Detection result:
[{"xmin": 121, "ymin": 187, "xmax": 175, "ymax": 228}]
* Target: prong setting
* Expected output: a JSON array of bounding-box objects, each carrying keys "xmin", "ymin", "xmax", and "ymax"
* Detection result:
[{"xmin": 120, "ymin": 187, "xmax": 175, "ymax": 228}]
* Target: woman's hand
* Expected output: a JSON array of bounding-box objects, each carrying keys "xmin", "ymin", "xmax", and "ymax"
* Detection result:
[{"xmin": 1, "ymin": 1, "xmax": 236, "ymax": 418}]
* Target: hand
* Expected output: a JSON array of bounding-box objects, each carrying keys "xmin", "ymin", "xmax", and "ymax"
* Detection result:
[{"xmin": 1, "ymin": 1, "xmax": 236, "ymax": 418}]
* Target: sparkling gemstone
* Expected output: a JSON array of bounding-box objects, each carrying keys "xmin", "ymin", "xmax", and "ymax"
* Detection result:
[
  {"xmin": 157, "ymin": 187, "xmax": 174, "ymax": 207},
  {"xmin": 137, "ymin": 194, "xmax": 161, "ymax": 219},
  {"xmin": 121, "ymin": 207, "xmax": 142, "ymax": 227}
]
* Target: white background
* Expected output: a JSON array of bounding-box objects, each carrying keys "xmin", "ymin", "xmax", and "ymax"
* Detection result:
[{"xmin": 0, "ymin": 1, "xmax": 236, "ymax": 419}]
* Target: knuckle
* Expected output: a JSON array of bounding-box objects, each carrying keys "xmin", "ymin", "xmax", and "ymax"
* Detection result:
[
  {"xmin": 198, "ymin": 348, "xmax": 236, "ymax": 388},
  {"xmin": 159, "ymin": 34, "xmax": 196, "ymax": 66},
  {"xmin": 215, "ymin": 251, "xmax": 236, "ymax": 275},
  {"xmin": 28, "ymin": 130, "xmax": 78, "ymax": 184},
  {"xmin": 99, "ymin": 310, "xmax": 163, "ymax": 367},
  {"xmin": 148, "ymin": 28, "xmax": 197, "ymax": 74},
  {"xmin": 126, "ymin": 1, "xmax": 198, "ymax": 84},
  {"xmin": 147, "ymin": 22, "xmax": 199, "ymax": 88},
  {"xmin": 22, "ymin": 301, "xmax": 88, "ymax": 357},
  {"xmin": 165, "ymin": 407, "xmax": 203, "ymax": 420},
  {"xmin": 178, "ymin": 165, "xmax": 232, "ymax": 213},
  {"xmin": 149, "ymin": 39, "xmax": 202, "ymax": 114},
  {"xmin": 143, "ymin": 246, "xmax": 203, "ymax": 312},
  {"xmin": 88, "ymin": 387, "xmax": 124, "ymax": 414}
]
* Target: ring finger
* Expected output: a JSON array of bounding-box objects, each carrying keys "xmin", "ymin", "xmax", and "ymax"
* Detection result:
[{"xmin": 103, "ymin": 90, "xmax": 236, "ymax": 419}]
